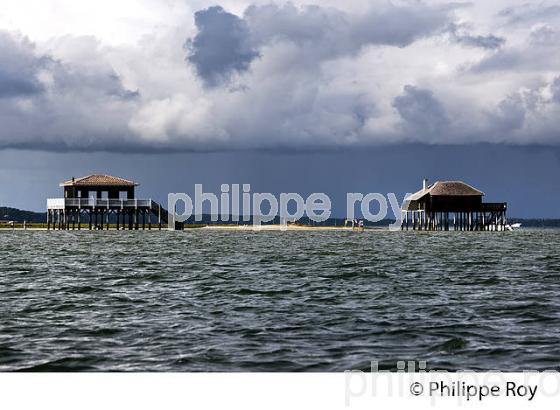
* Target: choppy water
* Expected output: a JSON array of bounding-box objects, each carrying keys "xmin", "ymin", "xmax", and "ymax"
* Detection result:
[{"xmin": 1, "ymin": 229, "xmax": 559, "ymax": 372}]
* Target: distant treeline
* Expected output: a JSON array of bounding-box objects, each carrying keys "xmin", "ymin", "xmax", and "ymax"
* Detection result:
[
  {"xmin": 0, "ymin": 209, "xmax": 393, "ymax": 226},
  {"xmin": 178, "ymin": 216, "xmax": 560, "ymax": 228},
  {"xmin": 2, "ymin": 206, "xmax": 560, "ymax": 228},
  {"xmin": 0, "ymin": 207, "xmax": 46, "ymax": 223},
  {"xmin": 178, "ymin": 215, "xmax": 396, "ymax": 227}
]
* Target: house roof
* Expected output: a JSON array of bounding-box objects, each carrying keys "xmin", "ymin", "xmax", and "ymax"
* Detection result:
[
  {"xmin": 60, "ymin": 174, "xmax": 138, "ymax": 187},
  {"xmin": 406, "ymin": 181, "xmax": 484, "ymax": 202}
]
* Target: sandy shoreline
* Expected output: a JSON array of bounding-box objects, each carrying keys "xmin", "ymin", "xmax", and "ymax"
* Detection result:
[
  {"xmin": 201, "ymin": 224, "xmax": 360, "ymax": 231},
  {"xmin": 1, "ymin": 225, "xmax": 381, "ymax": 232}
]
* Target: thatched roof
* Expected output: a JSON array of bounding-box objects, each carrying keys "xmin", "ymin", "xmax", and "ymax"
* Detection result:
[
  {"xmin": 406, "ymin": 181, "xmax": 484, "ymax": 202},
  {"xmin": 60, "ymin": 174, "xmax": 137, "ymax": 187}
]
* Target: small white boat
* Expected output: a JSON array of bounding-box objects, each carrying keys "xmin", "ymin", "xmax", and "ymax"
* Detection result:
[{"xmin": 505, "ymin": 223, "xmax": 521, "ymax": 231}]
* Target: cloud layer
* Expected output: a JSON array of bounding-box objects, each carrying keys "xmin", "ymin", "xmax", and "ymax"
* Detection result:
[{"xmin": 1, "ymin": 0, "xmax": 560, "ymax": 151}]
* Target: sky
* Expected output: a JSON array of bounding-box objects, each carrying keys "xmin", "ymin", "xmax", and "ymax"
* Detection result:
[{"xmin": 1, "ymin": 0, "xmax": 560, "ymax": 216}]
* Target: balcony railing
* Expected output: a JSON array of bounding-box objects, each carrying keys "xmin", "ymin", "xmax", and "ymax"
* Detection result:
[{"xmin": 47, "ymin": 198, "xmax": 154, "ymax": 209}]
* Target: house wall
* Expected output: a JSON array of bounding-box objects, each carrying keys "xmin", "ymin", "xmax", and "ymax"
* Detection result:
[
  {"xmin": 64, "ymin": 186, "xmax": 135, "ymax": 199},
  {"xmin": 428, "ymin": 195, "xmax": 483, "ymax": 212}
]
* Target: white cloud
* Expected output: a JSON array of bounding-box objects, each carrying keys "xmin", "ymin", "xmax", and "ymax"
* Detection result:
[{"xmin": 0, "ymin": 0, "xmax": 560, "ymax": 151}]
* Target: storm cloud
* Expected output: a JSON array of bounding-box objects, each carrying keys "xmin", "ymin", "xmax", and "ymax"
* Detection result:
[
  {"xmin": 244, "ymin": 2, "xmax": 453, "ymax": 52},
  {"xmin": 453, "ymin": 33, "xmax": 505, "ymax": 50},
  {"xmin": 393, "ymin": 85, "xmax": 450, "ymax": 139},
  {"xmin": 185, "ymin": 2, "xmax": 455, "ymax": 86},
  {"xmin": 186, "ymin": 6, "xmax": 259, "ymax": 86},
  {"xmin": 0, "ymin": 32, "xmax": 45, "ymax": 98},
  {"xmin": 0, "ymin": 31, "xmax": 139, "ymax": 150},
  {"xmin": 0, "ymin": 0, "xmax": 560, "ymax": 151},
  {"xmin": 552, "ymin": 77, "xmax": 560, "ymax": 103}
]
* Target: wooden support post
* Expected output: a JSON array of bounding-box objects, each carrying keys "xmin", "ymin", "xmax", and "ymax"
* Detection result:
[
  {"xmin": 428, "ymin": 212, "xmax": 431, "ymax": 231},
  {"xmin": 407, "ymin": 212, "xmax": 410, "ymax": 230},
  {"xmin": 406, "ymin": 212, "xmax": 409, "ymax": 231}
]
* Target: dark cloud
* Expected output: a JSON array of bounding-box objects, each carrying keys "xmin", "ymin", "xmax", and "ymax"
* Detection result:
[
  {"xmin": 468, "ymin": 50, "xmax": 524, "ymax": 72},
  {"xmin": 352, "ymin": 3, "xmax": 454, "ymax": 48},
  {"xmin": 1, "ymin": 2, "xmax": 560, "ymax": 152},
  {"xmin": 0, "ymin": 30, "xmax": 139, "ymax": 150},
  {"xmin": 185, "ymin": 3, "xmax": 455, "ymax": 84},
  {"xmin": 453, "ymin": 33, "xmax": 505, "ymax": 49},
  {"xmin": 392, "ymin": 85, "xmax": 449, "ymax": 138},
  {"xmin": 0, "ymin": 32, "xmax": 45, "ymax": 98},
  {"xmin": 552, "ymin": 77, "xmax": 560, "ymax": 104},
  {"xmin": 51, "ymin": 63, "xmax": 139, "ymax": 99},
  {"xmin": 245, "ymin": 2, "xmax": 453, "ymax": 52},
  {"xmin": 447, "ymin": 22, "xmax": 505, "ymax": 49},
  {"xmin": 185, "ymin": 6, "xmax": 259, "ymax": 86},
  {"xmin": 489, "ymin": 94, "xmax": 526, "ymax": 135}
]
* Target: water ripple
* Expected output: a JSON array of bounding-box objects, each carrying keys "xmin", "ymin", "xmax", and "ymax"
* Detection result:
[{"xmin": 0, "ymin": 229, "xmax": 559, "ymax": 371}]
